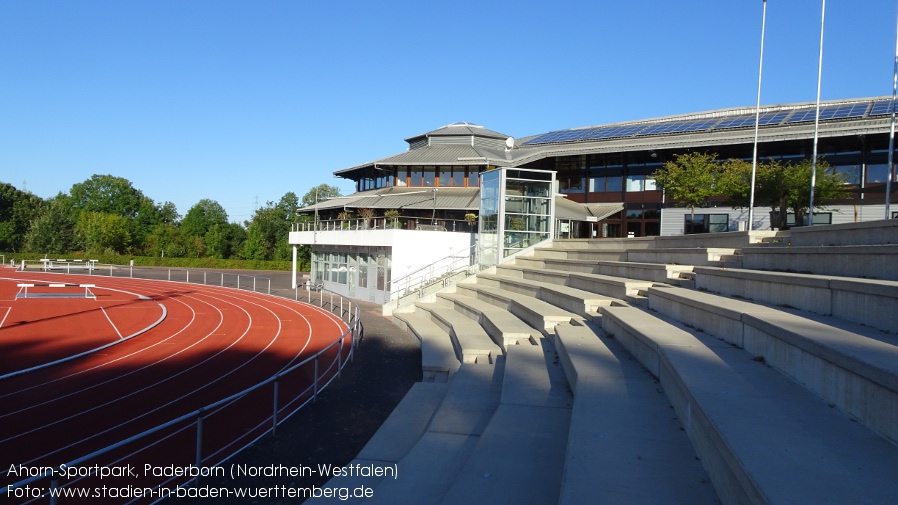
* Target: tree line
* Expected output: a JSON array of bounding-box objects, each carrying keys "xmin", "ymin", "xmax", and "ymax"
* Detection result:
[
  {"xmin": 0, "ymin": 174, "xmax": 342, "ymax": 267},
  {"xmin": 651, "ymin": 153, "xmax": 847, "ymax": 230}
]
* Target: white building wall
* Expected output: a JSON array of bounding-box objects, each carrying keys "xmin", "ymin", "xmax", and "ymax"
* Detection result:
[{"xmin": 290, "ymin": 229, "xmax": 474, "ymax": 303}]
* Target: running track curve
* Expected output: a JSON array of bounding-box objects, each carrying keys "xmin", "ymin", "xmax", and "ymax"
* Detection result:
[{"xmin": 0, "ymin": 269, "xmax": 350, "ymax": 503}]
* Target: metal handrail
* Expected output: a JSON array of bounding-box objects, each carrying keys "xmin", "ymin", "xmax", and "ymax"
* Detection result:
[
  {"xmin": 17, "ymin": 260, "xmax": 273, "ymax": 295},
  {"xmin": 389, "ymin": 242, "xmax": 478, "ymax": 299},
  {"xmin": 1, "ymin": 279, "xmax": 360, "ymax": 501},
  {"xmin": 291, "ymin": 217, "xmax": 477, "ymax": 233}
]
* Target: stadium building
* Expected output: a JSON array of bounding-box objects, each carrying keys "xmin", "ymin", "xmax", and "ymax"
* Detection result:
[{"xmin": 289, "ymin": 96, "xmax": 898, "ymax": 302}]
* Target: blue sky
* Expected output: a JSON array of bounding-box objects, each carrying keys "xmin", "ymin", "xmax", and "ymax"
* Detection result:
[{"xmin": 2, "ymin": 0, "xmax": 897, "ymax": 223}]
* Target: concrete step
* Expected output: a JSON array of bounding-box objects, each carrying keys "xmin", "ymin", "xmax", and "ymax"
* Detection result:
[
  {"xmin": 438, "ymin": 340, "xmax": 573, "ymax": 504},
  {"xmin": 436, "ymin": 292, "xmax": 540, "ymax": 347},
  {"xmin": 482, "ymin": 269, "xmax": 612, "ymax": 317},
  {"xmin": 362, "ymin": 362, "xmax": 506, "ymax": 504},
  {"xmin": 554, "ymin": 323, "xmax": 719, "ymax": 505},
  {"xmin": 741, "ymin": 244, "xmax": 898, "ymax": 281},
  {"xmin": 693, "ymin": 266, "xmax": 898, "ymax": 333},
  {"xmin": 515, "ymin": 256, "xmax": 695, "ymax": 286},
  {"xmin": 414, "ymin": 302, "xmax": 502, "ymax": 364},
  {"xmin": 356, "ymin": 382, "xmax": 450, "ymax": 463},
  {"xmin": 532, "ymin": 247, "xmax": 627, "ymax": 261},
  {"xmin": 455, "ymin": 281, "xmax": 578, "ymax": 336},
  {"xmin": 500, "ymin": 263, "xmax": 653, "ymax": 306},
  {"xmin": 601, "ymin": 305, "xmax": 898, "ymax": 505},
  {"xmin": 647, "ymin": 285, "xmax": 898, "ymax": 444},
  {"xmin": 627, "ymin": 247, "xmax": 741, "ymax": 266},
  {"xmin": 392, "ymin": 311, "xmax": 459, "ymax": 382}
]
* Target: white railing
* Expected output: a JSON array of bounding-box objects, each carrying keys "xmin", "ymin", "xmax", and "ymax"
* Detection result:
[
  {"xmin": 387, "ymin": 243, "xmax": 484, "ymax": 306},
  {"xmin": 18, "ymin": 260, "xmax": 274, "ymax": 295},
  {"xmin": 292, "ymin": 217, "xmax": 477, "ymax": 233}
]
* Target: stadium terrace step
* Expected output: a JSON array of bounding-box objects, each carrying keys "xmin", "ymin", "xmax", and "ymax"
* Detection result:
[
  {"xmin": 356, "ymin": 382, "xmax": 450, "ymax": 463},
  {"xmin": 435, "ymin": 292, "xmax": 541, "ymax": 347},
  {"xmin": 454, "ymin": 281, "xmax": 578, "ymax": 336},
  {"xmin": 515, "ymin": 256, "xmax": 694, "ymax": 285},
  {"xmin": 531, "ymin": 247, "xmax": 627, "ymax": 261},
  {"xmin": 413, "ymin": 302, "xmax": 502, "ymax": 364},
  {"xmin": 553, "ymin": 323, "xmax": 719, "ymax": 505},
  {"xmin": 600, "ymin": 305, "xmax": 898, "ymax": 505},
  {"xmin": 740, "ymin": 244, "xmax": 898, "ymax": 281},
  {"xmin": 626, "ymin": 247, "xmax": 742, "ymax": 267},
  {"xmin": 496, "ymin": 263, "xmax": 653, "ymax": 306},
  {"xmin": 438, "ymin": 340, "xmax": 573, "ymax": 505},
  {"xmin": 392, "ymin": 311, "xmax": 459, "ymax": 382},
  {"xmin": 693, "ymin": 266, "xmax": 898, "ymax": 333},
  {"xmin": 480, "ymin": 270, "xmax": 612, "ymax": 318},
  {"xmin": 784, "ymin": 217, "xmax": 898, "ymax": 247},
  {"xmin": 646, "ymin": 285, "xmax": 898, "ymax": 445},
  {"xmin": 361, "ymin": 362, "xmax": 505, "ymax": 504}
]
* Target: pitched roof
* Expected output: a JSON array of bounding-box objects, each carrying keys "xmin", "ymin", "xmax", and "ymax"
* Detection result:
[{"xmin": 299, "ymin": 187, "xmax": 482, "ymax": 212}]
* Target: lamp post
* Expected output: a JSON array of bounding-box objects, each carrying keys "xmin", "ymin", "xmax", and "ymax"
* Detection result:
[
  {"xmin": 748, "ymin": 0, "xmax": 768, "ymax": 232},
  {"xmin": 886, "ymin": 5, "xmax": 898, "ymax": 218},
  {"xmin": 432, "ymin": 186, "xmax": 438, "ymax": 225},
  {"xmin": 809, "ymin": 0, "xmax": 826, "ymax": 226}
]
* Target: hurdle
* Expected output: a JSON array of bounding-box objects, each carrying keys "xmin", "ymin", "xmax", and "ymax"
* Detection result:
[{"xmin": 16, "ymin": 283, "xmax": 97, "ymax": 299}]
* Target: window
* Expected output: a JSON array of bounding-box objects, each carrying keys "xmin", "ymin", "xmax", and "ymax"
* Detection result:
[
  {"xmin": 685, "ymin": 213, "xmax": 729, "ymax": 234},
  {"xmin": 867, "ymin": 164, "xmax": 892, "ymax": 184},
  {"xmin": 396, "ymin": 167, "xmax": 408, "ymax": 186},
  {"xmin": 786, "ymin": 212, "xmax": 831, "ymax": 226},
  {"xmin": 422, "ymin": 167, "xmax": 436, "ymax": 187},
  {"xmin": 830, "ymin": 165, "xmax": 860, "ymax": 185},
  {"xmin": 626, "ymin": 175, "xmax": 658, "ymax": 192},
  {"xmin": 410, "ymin": 167, "xmax": 423, "ymax": 186},
  {"xmin": 560, "ymin": 177, "xmax": 585, "ymax": 194},
  {"xmin": 589, "ymin": 176, "xmax": 623, "ymax": 192}
]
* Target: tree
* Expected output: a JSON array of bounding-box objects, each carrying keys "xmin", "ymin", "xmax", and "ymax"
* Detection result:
[
  {"xmin": 301, "ymin": 184, "xmax": 341, "ymax": 207},
  {"xmin": 651, "ymin": 152, "xmax": 721, "ymax": 232},
  {"xmin": 0, "ymin": 182, "xmax": 43, "ymax": 252},
  {"xmin": 716, "ymin": 158, "xmax": 848, "ymax": 229},
  {"xmin": 69, "ymin": 174, "xmax": 143, "ymax": 217},
  {"xmin": 182, "ymin": 199, "xmax": 229, "ymax": 237},
  {"xmin": 242, "ymin": 193, "xmax": 297, "ymax": 261},
  {"xmin": 25, "ymin": 194, "xmax": 78, "ymax": 254},
  {"xmin": 76, "ymin": 211, "xmax": 132, "ymax": 255}
]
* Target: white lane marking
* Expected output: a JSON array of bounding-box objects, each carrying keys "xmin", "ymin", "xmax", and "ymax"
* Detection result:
[
  {"xmin": 100, "ymin": 307, "xmax": 124, "ymax": 339},
  {"xmin": 0, "ymin": 307, "xmax": 10, "ymax": 330}
]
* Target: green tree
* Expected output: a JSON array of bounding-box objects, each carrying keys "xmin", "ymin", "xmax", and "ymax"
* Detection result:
[
  {"xmin": 25, "ymin": 194, "xmax": 78, "ymax": 254},
  {"xmin": 651, "ymin": 152, "xmax": 721, "ymax": 232},
  {"xmin": 182, "ymin": 199, "xmax": 229, "ymax": 238},
  {"xmin": 716, "ymin": 158, "xmax": 848, "ymax": 229},
  {"xmin": 0, "ymin": 182, "xmax": 44, "ymax": 252},
  {"xmin": 69, "ymin": 174, "xmax": 143, "ymax": 217},
  {"xmin": 301, "ymin": 184, "xmax": 341, "ymax": 207},
  {"xmin": 242, "ymin": 193, "xmax": 297, "ymax": 261},
  {"xmin": 76, "ymin": 211, "xmax": 132, "ymax": 254}
]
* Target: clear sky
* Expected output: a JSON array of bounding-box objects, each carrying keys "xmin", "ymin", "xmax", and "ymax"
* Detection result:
[{"xmin": 2, "ymin": 0, "xmax": 897, "ymax": 223}]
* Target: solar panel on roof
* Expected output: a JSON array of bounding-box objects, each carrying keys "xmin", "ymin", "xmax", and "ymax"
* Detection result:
[
  {"xmin": 580, "ymin": 124, "xmax": 649, "ymax": 140},
  {"xmin": 871, "ymin": 100, "xmax": 896, "ymax": 116},
  {"xmin": 758, "ymin": 111, "xmax": 790, "ymax": 125},
  {"xmin": 639, "ymin": 119, "xmax": 718, "ymax": 136},
  {"xmin": 522, "ymin": 129, "xmax": 590, "ymax": 145},
  {"xmin": 786, "ymin": 103, "xmax": 868, "ymax": 124}
]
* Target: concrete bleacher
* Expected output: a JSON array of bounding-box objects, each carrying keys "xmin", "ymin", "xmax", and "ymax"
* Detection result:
[{"xmin": 326, "ymin": 222, "xmax": 898, "ymax": 504}]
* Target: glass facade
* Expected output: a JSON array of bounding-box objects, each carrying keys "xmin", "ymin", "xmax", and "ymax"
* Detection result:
[
  {"xmin": 478, "ymin": 168, "xmax": 555, "ymax": 266},
  {"xmin": 311, "ymin": 246, "xmax": 391, "ymax": 303}
]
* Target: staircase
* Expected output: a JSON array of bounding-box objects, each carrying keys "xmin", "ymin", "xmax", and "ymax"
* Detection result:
[{"xmin": 322, "ymin": 223, "xmax": 898, "ymax": 505}]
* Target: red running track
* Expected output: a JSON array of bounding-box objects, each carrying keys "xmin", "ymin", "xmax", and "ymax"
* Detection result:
[{"xmin": 0, "ymin": 270, "xmax": 350, "ymax": 503}]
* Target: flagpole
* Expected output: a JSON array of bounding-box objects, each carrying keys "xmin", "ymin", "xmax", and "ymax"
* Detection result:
[
  {"xmin": 809, "ymin": 0, "xmax": 826, "ymax": 226},
  {"xmin": 748, "ymin": 0, "xmax": 768, "ymax": 232},
  {"xmin": 886, "ymin": 5, "xmax": 898, "ymax": 219}
]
